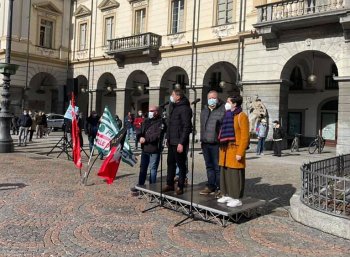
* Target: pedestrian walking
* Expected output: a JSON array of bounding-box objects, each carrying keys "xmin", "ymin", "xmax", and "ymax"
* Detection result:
[
  {"xmin": 85, "ymin": 110, "xmax": 100, "ymax": 153},
  {"xmin": 17, "ymin": 110, "xmax": 32, "ymax": 147},
  {"xmin": 133, "ymin": 110, "xmax": 144, "ymax": 150}
]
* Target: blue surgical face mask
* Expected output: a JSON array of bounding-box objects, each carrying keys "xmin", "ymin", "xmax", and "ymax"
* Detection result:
[
  {"xmin": 208, "ymin": 98, "xmax": 217, "ymax": 106},
  {"xmin": 148, "ymin": 111, "xmax": 154, "ymax": 119},
  {"xmin": 224, "ymin": 103, "xmax": 231, "ymax": 111},
  {"xmin": 170, "ymin": 95, "xmax": 175, "ymax": 103}
]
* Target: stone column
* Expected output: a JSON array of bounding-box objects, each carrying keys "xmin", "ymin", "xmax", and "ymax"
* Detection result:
[
  {"xmin": 148, "ymin": 87, "xmax": 160, "ymax": 107},
  {"xmin": 337, "ymin": 80, "xmax": 350, "ymax": 154},
  {"xmin": 115, "ymin": 89, "xmax": 126, "ymax": 121}
]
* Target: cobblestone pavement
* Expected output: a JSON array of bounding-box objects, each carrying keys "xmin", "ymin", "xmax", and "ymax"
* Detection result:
[{"xmin": 0, "ymin": 132, "xmax": 349, "ymax": 256}]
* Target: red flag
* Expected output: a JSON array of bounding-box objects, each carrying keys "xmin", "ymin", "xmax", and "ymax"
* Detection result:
[
  {"xmin": 98, "ymin": 145, "xmax": 122, "ymax": 184},
  {"xmin": 71, "ymin": 94, "xmax": 82, "ymax": 169}
]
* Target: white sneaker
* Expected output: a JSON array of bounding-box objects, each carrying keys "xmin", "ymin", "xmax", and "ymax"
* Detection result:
[
  {"xmin": 217, "ymin": 196, "xmax": 232, "ymax": 203},
  {"xmin": 227, "ymin": 199, "xmax": 242, "ymax": 208}
]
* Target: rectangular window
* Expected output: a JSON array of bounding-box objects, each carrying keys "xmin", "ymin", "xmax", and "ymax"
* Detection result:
[
  {"xmin": 39, "ymin": 19, "xmax": 53, "ymax": 48},
  {"xmin": 210, "ymin": 72, "xmax": 222, "ymax": 92},
  {"xmin": 217, "ymin": 0, "xmax": 233, "ymax": 25},
  {"xmin": 105, "ymin": 16, "xmax": 114, "ymax": 45},
  {"xmin": 79, "ymin": 23, "xmax": 87, "ymax": 50},
  {"xmin": 171, "ymin": 0, "xmax": 184, "ymax": 34},
  {"xmin": 134, "ymin": 9, "xmax": 146, "ymax": 35}
]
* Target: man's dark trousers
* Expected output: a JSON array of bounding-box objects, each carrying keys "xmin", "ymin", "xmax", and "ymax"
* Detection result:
[
  {"xmin": 202, "ymin": 143, "xmax": 220, "ymax": 191},
  {"xmin": 167, "ymin": 144, "xmax": 188, "ymax": 189},
  {"xmin": 273, "ymin": 140, "xmax": 282, "ymax": 156}
]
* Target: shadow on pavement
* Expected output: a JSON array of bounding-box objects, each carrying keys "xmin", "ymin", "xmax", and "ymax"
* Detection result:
[{"xmin": 245, "ymin": 177, "xmax": 296, "ymax": 214}]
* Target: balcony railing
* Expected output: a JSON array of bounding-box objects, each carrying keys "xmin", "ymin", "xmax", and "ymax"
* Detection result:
[
  {"xmin": 106, "ymin": 32, "xmax": 162, "ymax": 54},
  {"xmin": 257, "ymin": 0, "xmax": 348, "ymax": 23}
]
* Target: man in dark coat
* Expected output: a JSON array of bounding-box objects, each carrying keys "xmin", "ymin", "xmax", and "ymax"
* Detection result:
[
  {"xmin": 272, "ymin": 120, "xmax": 284, "ymax": 157},
  {"xmin": 17, "ymin": 110, "xmax": 32, "ymax": 146},
  {"xmin": 199, "ymin": 90, "xmax": 225, "ymax": 195},
  {"xmin": 85, "ymin": 110, "xmax": 100, "ymax": 152},
  {"xmin": 163, "ymin": 89, "xmax": 192, "ymax": 195},
  {"xmin": 131, "ymin": 105, "xmax": 166, "ymax": 193}
]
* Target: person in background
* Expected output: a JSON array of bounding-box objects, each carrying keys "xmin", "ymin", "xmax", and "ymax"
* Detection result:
[
  {"xmin": 28, "ymin": 110, "xmax": 36, "ymax": 142},
  {"xmin": 85, "ymin": 110, "xmax": 100, "ymax": 153},
  {"xmin": 78, "ymin": 112, "xmax": 84, "ymax": 147},
  {"xmin": 41, "ymin": 112, "xmax": 48, "ymax": 137},
  {"xmin": 256, "ymin": 118, "xmax": 268, "ymax": 155},
  {"xmin": 124, "ymin": 112, "xmax": 135, "ymax": 141},
  {"xmin": 11, "ymin": 113, "xmax": 19, "ymax": 135},
  {"xmin": 217, "ymin": 95, "xmax": 249, "ymax": 208},
  {"xmin": 272, "ymin": 120, "xmax": 284, "ymax": 157},
  {"xmin": 17, "ymin": 110, "xmax": 32, "ymax": 147},
  {"xmin": 35, "ymin": 111, "xmax": 43, "ymax": 138},
  {"xmin": 115, "ymin": 115, "xmax": 123, "ymax": 130},
  {"xmin": 133, "ymin": 110, "xmax": 144, "ymax": 150}
]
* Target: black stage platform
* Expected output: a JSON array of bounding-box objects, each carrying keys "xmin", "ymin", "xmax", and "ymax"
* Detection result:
[{"xmin": 135, "ymin": 183, "xmax": 266, "ymax": 226}]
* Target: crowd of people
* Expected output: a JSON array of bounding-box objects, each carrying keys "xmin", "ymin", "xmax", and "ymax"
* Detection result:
[
  {"xmin": 12, "ymin": 110, "xmax": 49, "ymax": 146},
  {"xmin": 12, "ymin": 88, "xmax": 285, "ymax": 209}
]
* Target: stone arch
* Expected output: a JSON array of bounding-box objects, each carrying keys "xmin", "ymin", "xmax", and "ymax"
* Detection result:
[
  {"xmin": 159, "ymin": 66, "xmax": 190, "ymax": 104},
  {"xmin": 202, "ymin": 61, "xmax": 239, "ymax": 105},
  {"xmin": 95, "ymin": 72, "xmax": 117, "ymax": 115},
  {"xmin": 26, "ymin": 72, "xmax": 60, "ymax": 113},
  {"xmin": 124, "ymin": 70, "xmax": 150, "ymax": 115}
]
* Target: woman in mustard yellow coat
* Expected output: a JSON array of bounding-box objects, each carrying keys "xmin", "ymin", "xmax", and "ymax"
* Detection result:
[{"xmin": 217, "ymin": 95, "xmax": 250, "ymax": 208}]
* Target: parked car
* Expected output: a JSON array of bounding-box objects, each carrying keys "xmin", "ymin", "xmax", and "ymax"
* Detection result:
[{"xmin": 47, "ymin": 113, "xmax": 65, "ymax": 131}]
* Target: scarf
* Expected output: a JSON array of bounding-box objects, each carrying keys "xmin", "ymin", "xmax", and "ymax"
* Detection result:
[{"xmin": 219, "ymin": 106, "xmax": 242, "ymax": 143}]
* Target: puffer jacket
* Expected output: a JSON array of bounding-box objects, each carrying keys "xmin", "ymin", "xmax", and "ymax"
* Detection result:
[
  {"xmin": 200, "ymin": 101, "xmax": 225, "ymax": 144},
  {"xmin": 166, "ymin": 97, "xmax": 192, "ymax": 146}
]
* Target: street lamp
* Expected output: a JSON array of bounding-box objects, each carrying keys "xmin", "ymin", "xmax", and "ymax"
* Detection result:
[{"xmin": 0, "ymin": 0, "xmax": 18, "ymax": 153}]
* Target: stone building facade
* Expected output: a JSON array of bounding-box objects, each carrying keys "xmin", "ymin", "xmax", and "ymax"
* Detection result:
[
  {"xmin": 0, "ymin": 0, "xmax": 71, "ymax": 115},
  {"xmin": 1, "ymin": 0, "xmax": 350, "ymax": 153}
]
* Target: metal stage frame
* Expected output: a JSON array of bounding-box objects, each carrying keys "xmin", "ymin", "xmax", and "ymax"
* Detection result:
[{"xmin": 135, "ymin": 183, "xmax": 266, "ymax": 226}]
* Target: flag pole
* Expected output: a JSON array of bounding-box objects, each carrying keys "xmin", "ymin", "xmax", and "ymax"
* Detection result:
[{"xmin": 82, "ymin": 128, "xmax": 127, "ymax": 185}]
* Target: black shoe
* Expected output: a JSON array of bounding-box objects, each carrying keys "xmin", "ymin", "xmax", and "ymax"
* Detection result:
[
  {"xmin": 175, "ymin": 187, "xmax": 184, "ymax": 195},
  {"xmin": 130, "ymin": 186, "xmax": 139, "ymax": 192},
  {"xmin": 162, "ymin": 185, "xmax": 174, "ymax": 193}
]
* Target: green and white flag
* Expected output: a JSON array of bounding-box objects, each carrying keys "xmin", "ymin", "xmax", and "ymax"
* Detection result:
[
  {"xmin": 95, "ymin": 107, "xmax": 119, "ymax": 155},
  {"xmin": 121, "ymin": 139, "xmax": 138, "ymax": 167}
]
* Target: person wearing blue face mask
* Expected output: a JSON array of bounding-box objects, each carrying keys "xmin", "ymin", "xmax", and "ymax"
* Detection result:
[
  {"xmin": 130, "ymin": 105, "xmax": 166, "ymax": 193},
  {"xmin": 199, "ymin": 90, "xmax": 225, "ymax": 196},
  {"xmin": 163, "ymin": 89, "xmax": 193, "ymax": 195}
]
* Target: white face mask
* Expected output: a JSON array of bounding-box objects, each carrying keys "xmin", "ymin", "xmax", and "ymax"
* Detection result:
[
  {"xmin": 224, "ymin": 103, "xmax": 232, "ymax": 111},
  {"xmin": 138, "ymin": 112, "xmax": 142, "ymax": 116},
  {"xmin": 23, "ymin": 112, "xmax": 27, "ymax": 115},
  {"xmin": 170, "ymin": 95, "xmax": 175, "ymax": 103},
  {"xmin": 148, "ymin": 112, "xmax": 154, "ymax": 119}
]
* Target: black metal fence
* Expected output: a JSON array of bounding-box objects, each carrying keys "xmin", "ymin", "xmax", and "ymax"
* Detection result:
[{"xmin": 301, "ymin": 154, "xmax": 350, "ymax": 219}]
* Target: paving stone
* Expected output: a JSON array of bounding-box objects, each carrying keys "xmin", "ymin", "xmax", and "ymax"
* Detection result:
[{"xmin": 0, "ymin": 132, "xmax": 348, "ymax": 256}]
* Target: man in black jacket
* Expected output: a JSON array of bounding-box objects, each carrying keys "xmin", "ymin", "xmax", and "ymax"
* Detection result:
[
  {"xmin": 199, "ymin": 90, "xmax": 225, "ymax": 195},
  {"xmin": 163, "ymin": 89, "xmax": 192, "ymax": 195},
  {"xmin": 131, "ymin": 105, "xmax": 165, "ymax": 192},
  {"xmin": 17, "ymin": 110, "xmax": 32, "ymax": 146}
]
